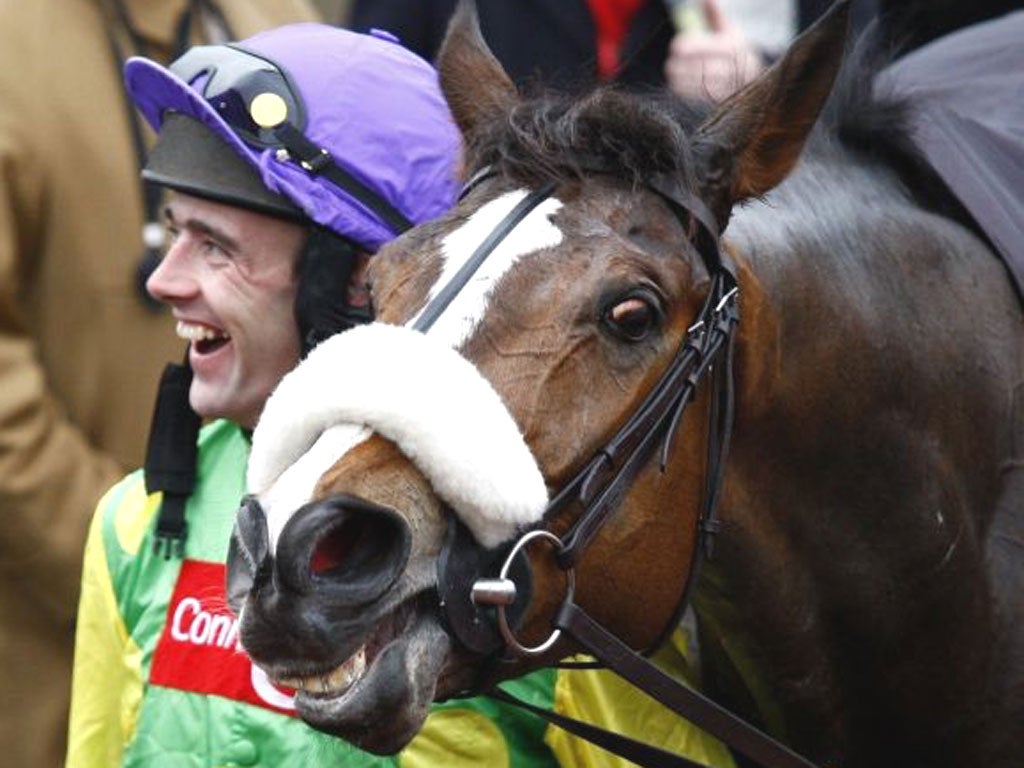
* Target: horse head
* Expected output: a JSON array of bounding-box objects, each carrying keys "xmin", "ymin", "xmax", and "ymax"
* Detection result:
[{"xmin": 226, "ymin": 1, "xmax": 850, "ymax": 754}]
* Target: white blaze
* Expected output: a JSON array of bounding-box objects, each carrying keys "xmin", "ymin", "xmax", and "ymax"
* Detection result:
[
  {"xmin": 261, "ymin": 424, "xmax": 370, "ymax": 552},
  {"xmin": 410, "ymin": 190, "xmax": 564, "ymax": 347},
  {"xmin": 250, "ymin": 189, "xmax": 563, "ymax": 550}
]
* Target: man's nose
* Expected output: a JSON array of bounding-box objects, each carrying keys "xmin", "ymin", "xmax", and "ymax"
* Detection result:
[{"xmin": 145, "ymin": 242, "xmax": 197, "ymax": 303}]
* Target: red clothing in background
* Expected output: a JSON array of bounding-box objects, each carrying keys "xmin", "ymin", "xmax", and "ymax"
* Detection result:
[{"xmin": 586, "ymin": 0, "xmax": 647, "ymax": 79}]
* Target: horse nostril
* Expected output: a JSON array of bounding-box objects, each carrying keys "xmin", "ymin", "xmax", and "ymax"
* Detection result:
[
  {"xmin": 226, "ymin": 495, "xmax": 272, "ymax": 614},
  {"xmin": 310, "ymin": 514, "xmax": 366, "ymax": 576},
  {"xmin": 278, "ymin": 494, "xmax": 412, "ymax": 605}
]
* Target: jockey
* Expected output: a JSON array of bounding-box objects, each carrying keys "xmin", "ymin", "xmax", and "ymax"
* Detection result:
[{"xmin": 65, "ymin": 23, "xmax": 563, "ymax": 768}]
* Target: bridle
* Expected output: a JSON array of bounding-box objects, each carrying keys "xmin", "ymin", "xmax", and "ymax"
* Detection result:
[{"xmin": 432, "ymin": 169, "xmax": 821, "ymax": 768}]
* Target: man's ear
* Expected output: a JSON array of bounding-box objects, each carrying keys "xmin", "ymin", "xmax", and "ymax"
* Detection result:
[
  {"xmin": 345, "ymin": 251, "xmax": 372, "ymax": 310},
  {"xmin": 436, "ymin": 0, "xmax": 518, "ymax": 141},
  {"xmin": 692, "ymin": 0, "xmax": 851, "ymax": 229}
]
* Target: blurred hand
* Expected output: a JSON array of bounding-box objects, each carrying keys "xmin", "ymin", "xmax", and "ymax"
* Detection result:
[{"xmin": 664, "ymin": 0, "xmax": 764, "ymax": 101}]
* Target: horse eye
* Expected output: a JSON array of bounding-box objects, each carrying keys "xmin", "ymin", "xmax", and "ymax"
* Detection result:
[{"xmin": 603, "ymin": 292, "xmax": 662, "ymax": 342}]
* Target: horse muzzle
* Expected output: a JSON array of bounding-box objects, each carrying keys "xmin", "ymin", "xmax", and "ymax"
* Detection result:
[{"xmin": 226, "ymin": 493, "xmax": 413, "ymax": 665}]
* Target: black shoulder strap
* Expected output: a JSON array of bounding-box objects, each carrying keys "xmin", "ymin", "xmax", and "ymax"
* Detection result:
[{"xmin": 144, "ymin": 360, "xmax": 202, "ymax": 559}]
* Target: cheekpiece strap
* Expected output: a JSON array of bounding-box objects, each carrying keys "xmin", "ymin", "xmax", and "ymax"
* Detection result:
[{"xmin": 413, "ymin": 181, "xmax": 558, "ymax": 333}]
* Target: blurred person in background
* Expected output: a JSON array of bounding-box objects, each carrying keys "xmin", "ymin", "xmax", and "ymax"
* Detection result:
[
  {"xmin": 349, "ymin": 0, "xmax": 814, "ymax": 96},
  {"xmin": 664, "ymin": 0, "xmax": 1023, "ymax": 99},
  {"xmin": 352, "ymin": 0, "xmax": 1021, "ymax": 102},
  {"xmin": 311, "ymin": 0, "xmax": 353, "ymax": 25},
  {"xmin": 0, "ymin": 1, "xmax": 316, "ymax": 765},
  {"xmin": 351, "ymin": 0, "xmax": 679, "ymax": 91},
  {"xmin": 663, "ymin": 0, "xmax": 795, "ymax": 99}
]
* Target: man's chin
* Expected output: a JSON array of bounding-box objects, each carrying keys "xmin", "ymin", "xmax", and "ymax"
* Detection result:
[{"xmin": 188, "ymin": 384, "xmax": 258, "ymax": 428}]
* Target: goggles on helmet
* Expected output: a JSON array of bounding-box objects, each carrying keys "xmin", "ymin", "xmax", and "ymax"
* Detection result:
[
  {"xmin": 168, "ymin": 42, "xmax": 413, "ymax": 235},
  {"xmin": 170, "ymin": 43, "xmax": 306, "ymax": 150}
]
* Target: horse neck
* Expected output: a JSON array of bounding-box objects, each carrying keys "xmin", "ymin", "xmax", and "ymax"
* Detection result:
[{"xmin": 690, "ymin": 149, "xmax": 1020, "ymax": 751}]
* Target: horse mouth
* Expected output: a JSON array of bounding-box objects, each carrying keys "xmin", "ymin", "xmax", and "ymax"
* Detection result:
[
  {"xmin": 262, "ymin": 595, "xmax": 451, "ymax": 753},
  {"xmin": 272, "ymin": 645, "xmax": 368, "ymax": 700},
  {"xmin": 270, "ymin": 597, "xmax": 413, "ymax": 700}
]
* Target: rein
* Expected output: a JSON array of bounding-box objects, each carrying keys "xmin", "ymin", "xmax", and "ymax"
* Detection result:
[{"xmin": 434, "ymin": 171, "xmax": 821, "ymax": 768}]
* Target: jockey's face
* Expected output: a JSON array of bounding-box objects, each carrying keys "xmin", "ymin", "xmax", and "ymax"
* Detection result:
[{"xmin": 147, "ymin": 192, "xmax": 305, "ymax": 429}]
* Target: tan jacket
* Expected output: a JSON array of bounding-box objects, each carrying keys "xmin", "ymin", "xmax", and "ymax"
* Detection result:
[{"xmin": 0, "ymin": 1, "xmax": 317, "ymax": 764}]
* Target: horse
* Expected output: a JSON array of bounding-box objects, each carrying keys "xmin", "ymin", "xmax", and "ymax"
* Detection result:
[{"xmin": 226, "ymin": 2, "xmax": 1024, "ymax": 765}]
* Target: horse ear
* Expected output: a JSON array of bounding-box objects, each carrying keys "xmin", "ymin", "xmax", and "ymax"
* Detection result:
[
  {"xmin": 437, "ymin": 0, "xmax": 518, "ymax": 139},
  {"xmin": 692, "ymin": 0, "xmax": 851, "ymax": 228}
]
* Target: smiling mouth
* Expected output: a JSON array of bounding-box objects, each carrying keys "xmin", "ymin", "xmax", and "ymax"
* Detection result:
[{"xmin": 177, "ymin": 320, "xmax": 230, "ymax": 355}]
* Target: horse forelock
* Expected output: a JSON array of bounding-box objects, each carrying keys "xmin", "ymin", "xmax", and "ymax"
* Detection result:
[{"xmin": 467, "ymin": 87, "xmax": 709, "ymax": 195}]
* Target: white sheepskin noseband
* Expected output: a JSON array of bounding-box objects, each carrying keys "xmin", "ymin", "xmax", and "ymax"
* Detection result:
[{"xmin": 248, "ymin": 323, "xmax": 549, "ymax": 549}]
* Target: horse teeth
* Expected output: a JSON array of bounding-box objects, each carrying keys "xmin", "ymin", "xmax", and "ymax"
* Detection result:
[
  {"xmin": 327, "ymin": 646, "xmax": 366, "ymax": 694},
  {"xmin": 273, "ymin": 646, "xmax": 368, "ymax": 697}
]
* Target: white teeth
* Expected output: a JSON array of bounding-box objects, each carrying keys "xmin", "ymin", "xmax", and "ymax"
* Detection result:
[
  {"xmin": 274, "ymin": 645, "xmax": 367, "ymax": 697},
  {"xmin": 176, "ymin": 320, "xmax": 229, "ymax": 342}
]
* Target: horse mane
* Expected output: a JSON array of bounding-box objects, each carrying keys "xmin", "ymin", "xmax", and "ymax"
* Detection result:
[{"xmin": 815, "ymin": 26, "xmax": 976, "ymax": 228}]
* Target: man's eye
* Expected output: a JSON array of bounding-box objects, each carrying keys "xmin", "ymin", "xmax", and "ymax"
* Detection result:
[{"xmin": 201, "ymin": 239, "xmax": 228, "ymax": 258}]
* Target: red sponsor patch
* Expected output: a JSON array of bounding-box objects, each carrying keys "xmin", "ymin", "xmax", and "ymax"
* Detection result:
[{"xmin": 149, "ymin": 560, "xmax": 297, "ymax": 715}]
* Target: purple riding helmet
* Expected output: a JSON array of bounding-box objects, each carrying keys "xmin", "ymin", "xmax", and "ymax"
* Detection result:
[{"xmin": 126, "ymin": 22, "xmax": 460, "ymax": 252}]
